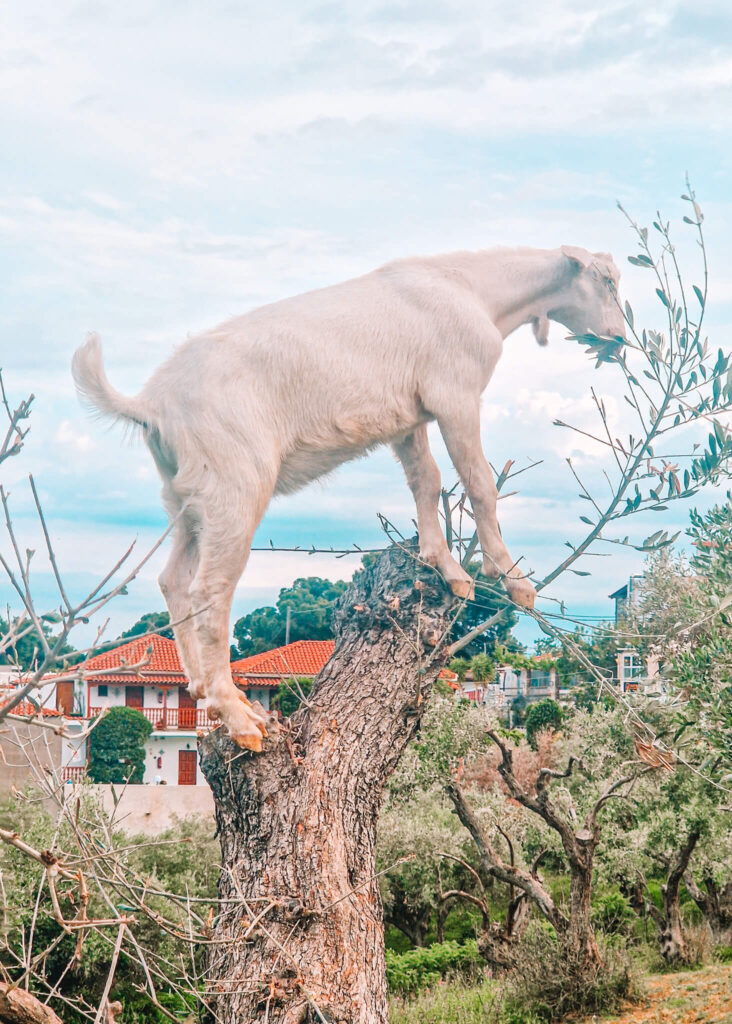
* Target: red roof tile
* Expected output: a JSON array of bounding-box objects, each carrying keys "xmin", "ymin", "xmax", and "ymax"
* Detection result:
[
  {"xmin": 74, "ymin": 634, "xmax": 188, "ymax": 686},
  {"xmin": 232, "ymin": 640, "xmax": 334, "ymax": 688}
]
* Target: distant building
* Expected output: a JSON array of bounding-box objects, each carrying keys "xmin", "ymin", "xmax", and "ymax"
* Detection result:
[
  {"xmin": 454, "ymin": 662, "xmax": 558, "ymax": 711},
  {"xmin": 608, "ymin": 575, "xmax": 644, "ymax": 624}
]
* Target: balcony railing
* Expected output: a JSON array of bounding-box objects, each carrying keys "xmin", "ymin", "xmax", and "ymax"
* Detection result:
[
  {"xmin": 90, "ymin": 706, "xmax": 211, "ymax": 730},
  {"xmin": 61, "ymin": 766, "xmax": 86, "ymax": 783}
]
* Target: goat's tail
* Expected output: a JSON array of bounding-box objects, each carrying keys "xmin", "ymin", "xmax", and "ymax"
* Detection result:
[{"xmin": 72, "ymin": 333, "xmax": 148, "ymax": 429}]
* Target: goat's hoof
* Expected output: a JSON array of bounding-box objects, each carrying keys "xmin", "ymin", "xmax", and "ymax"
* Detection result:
[
  {"xmin": 449, "ymin": 578, "xmax": 474, "ymax": 600},
  {"xmin": 238, "ymin": 694, "xmax": 269, "ymax": 734},
  {"xmin": 505, "ymin": 579, "xmax": 536, "ymax": 609},
  {"xmin": 232, "ymin": 731, "xmax": 264, "ymax": 752}
]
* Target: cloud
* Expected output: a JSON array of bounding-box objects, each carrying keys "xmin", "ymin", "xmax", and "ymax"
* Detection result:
[{"xmin": 2, "ymin": 0, "xmax": 731, "ymax": 653}]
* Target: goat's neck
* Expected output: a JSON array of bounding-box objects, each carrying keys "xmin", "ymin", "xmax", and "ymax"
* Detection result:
[{"xmin": 460, "ymin": 248, "xmax": 570, "ymax": 340}]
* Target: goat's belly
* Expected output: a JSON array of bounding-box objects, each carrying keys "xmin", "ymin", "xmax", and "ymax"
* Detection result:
[{"xmin": 275, "ymin": 442, "xmax": 377, "ymax": 496}]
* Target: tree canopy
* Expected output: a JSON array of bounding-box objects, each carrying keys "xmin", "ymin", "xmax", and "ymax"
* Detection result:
[
  {"xmin": 119, "ymin": 611, "xmax": 174, "ymax": 641},
  {"xmin": 232, "ymin": 576, "xmax": 348, "ymax": 657}
]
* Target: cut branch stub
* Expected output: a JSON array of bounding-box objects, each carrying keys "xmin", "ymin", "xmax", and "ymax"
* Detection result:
[{"xmin": 200, "ymin": 541, "xmax": 458, "ymax": 1024}]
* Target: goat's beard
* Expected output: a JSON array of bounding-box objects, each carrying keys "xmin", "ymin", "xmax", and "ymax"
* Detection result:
[{"xmin": 531, "ymin": 316, "xmax": 550, "ymax": 346}]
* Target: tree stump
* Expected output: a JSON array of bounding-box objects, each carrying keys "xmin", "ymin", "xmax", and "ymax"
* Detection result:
[{"xmin": 200, "ymin": 543, "xmax": 457, "ymax": 1023}]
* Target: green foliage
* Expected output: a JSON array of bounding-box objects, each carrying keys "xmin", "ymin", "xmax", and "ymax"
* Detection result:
[
  {"xmin": 469, "ymin": 653, "xmax": 494, "ymax": 681},
  {"xmin": 271, "ymin": 676, "xmax": 313, "ymax": 716},
  {"xmin": 386, "ymin": 940, "xmax": 483, "ymax": 995},
  {"xmin": 592, "ymin": 890, "xmax": 636, "ymax": 935},
  {"xmin": 120, "ymin": 610, "xmax": 174, "ymax": 641},
  {"xmin": 0, "ymin": 614, "xmax": 75, "ymax": 670},
  {"xmin": 449, "ymin": 657, "xmax": 471, "ymax": 681},
  {"xmin": 0, "ymin": 796, "xmax": 218, "ymax": 1023},
  {"xmin": 668, "ymin": 500, "xmax": 732, "ymax": 770},
  {"xmin": 232, "ymin": 576, "xmax": 347, "ymax": 656},
  {"xmin": 87, "ymin": 706, "xmax": 153, "ymax": 783},
  {"xmin": 524, "ymin": 699, "xmax": 563, "ymax": 750}
]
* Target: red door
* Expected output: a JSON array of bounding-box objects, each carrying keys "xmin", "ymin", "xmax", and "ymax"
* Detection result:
[
  {"xmin": 178, "ymin": 750, "xmax": 197, "ymax": 786},
  {"xmin": 125, "ymin": 686, "xmax": 144, "ymax": 709},
  {"xmin": 56, "ymin": 681, "xmax": 74, "ymax": 715},
  {"xmin": 178, "ymin": 687, "xmax": 197, "ymax": 729}
]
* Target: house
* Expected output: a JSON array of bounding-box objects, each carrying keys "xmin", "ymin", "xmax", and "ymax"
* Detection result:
[
  {"xmin": 609, "ymin": 576, "xmax": 644, "ymax": 624},
  {"xmin": 231, "ymin": 639, "xmax": 335, "ymax": 696},
  {"xmin": 452, "ymin": 662, "xmax": 558, "ymax": 709},
  {"xmin": 50, "ymin": 636, "xmax": 335, "ymax": 786}
]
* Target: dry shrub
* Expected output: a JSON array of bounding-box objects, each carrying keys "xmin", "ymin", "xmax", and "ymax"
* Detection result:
[
  {"xmin": 501, "ymin": 925, "xmax": 642, "ymax": 1023},
  {"xmin": 464, "ymin": 731, "xmax": 558, "ymax": 795}
]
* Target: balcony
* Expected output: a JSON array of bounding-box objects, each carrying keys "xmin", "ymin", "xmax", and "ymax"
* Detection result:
[
  {"xmin": 61, "ymin": 766, "xmax": 86, "ymax": 783},
  {"xmin": 89, "ymin": 706, "xmax": 212, "ymax": 731}
]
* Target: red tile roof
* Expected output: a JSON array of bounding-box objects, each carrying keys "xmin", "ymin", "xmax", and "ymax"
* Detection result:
[
  {"xmin": 74, "ymin": 634, "xmax": 188, "ymax": 686},
  {"xmin": 232, "ymin": 640, "xmax": 334, "ymax": 689},
  {"xmin": 439, "ymin": 668, "xmax": 460, "ymax": 691},
  {"xmin": 0, "ymin": 698, "xmax": 63, "ymax": 718}
]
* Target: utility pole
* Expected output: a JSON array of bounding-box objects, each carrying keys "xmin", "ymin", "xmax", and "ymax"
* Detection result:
[{"xmin": 285, "ymin": 604, "xmax": 291, "ymax": 646}]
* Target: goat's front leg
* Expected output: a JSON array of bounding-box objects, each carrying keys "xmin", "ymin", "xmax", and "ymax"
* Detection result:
[
  {"xmin": 437, "ymin": 403, "xmax": 536, "ymax": 609},
  {"xmin": 189, "ymin": 491, "xmax": 274, "ymax": 751},
  {"xmin": 392, "ymin": 426, "xmax": 474, "ymax": 598}
]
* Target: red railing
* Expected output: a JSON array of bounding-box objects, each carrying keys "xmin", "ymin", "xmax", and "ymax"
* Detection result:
[
  {"xmin": 61, "ymin": 766, "xmax": 86, "ymax": 783},
  {"xmin": 89, "ymin": 706, "xmax": 211, "ymax": 730}
]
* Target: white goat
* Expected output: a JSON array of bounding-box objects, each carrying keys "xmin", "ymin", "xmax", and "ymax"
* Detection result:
[{"xmin": 73, "ymin": 245, "xmax": 624, "ymax": 750}]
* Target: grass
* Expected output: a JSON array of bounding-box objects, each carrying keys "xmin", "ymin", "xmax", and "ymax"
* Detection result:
[
  {"xmin": 389, "ymin": 979, "xmax": 501, "ymax": 1024},
  {"xmin": 388, "ymin": 965, "xmax": 732, "ymax": 1024}
]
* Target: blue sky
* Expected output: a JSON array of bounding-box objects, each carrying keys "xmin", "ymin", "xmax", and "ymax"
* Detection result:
[{"xmin": 1, "ymin": 0, "xmax": 731, "ymax": 650}]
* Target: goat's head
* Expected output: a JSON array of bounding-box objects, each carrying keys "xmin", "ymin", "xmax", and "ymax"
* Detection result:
[{"xmin": 546, "ymin": 245, "xmax": 625, "ymax": 343}]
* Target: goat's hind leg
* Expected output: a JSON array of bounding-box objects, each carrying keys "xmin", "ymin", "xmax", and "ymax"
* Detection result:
[
  {"xmin": 158, "ymin": 513, "xmax": 205, "ymax": 698},
  {"xmin": 189, "ymin": 482, "xmax": 274, "ymax": 751},
  {"xmin": 392, "ymin": 426, "xmax": 474, "ymax": 598}
]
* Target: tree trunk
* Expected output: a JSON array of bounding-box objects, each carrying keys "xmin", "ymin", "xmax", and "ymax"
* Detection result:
[
  {"xmin": 200, "ymin": 544, "xmax": 456, "ymax": 1024},
  {"xmin": 654, "ymin": 829, "xmax": 701, "ymax": 964},
  {"xmin": 684, "ymin": 873, "xmax": 732, "ymax": 948},
  {"xmin": 566, "ymin": 838, "xmax": 602, "ymax": 966}
]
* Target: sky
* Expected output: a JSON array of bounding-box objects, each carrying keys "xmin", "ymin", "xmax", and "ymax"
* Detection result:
[{"xmin": 1, "ymin": 0, "xmax": 731, "ymax": 652}]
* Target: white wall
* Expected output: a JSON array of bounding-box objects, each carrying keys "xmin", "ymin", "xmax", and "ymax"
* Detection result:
[
  {"xmin": 144, "ymin": 733, "xmax": 204, "ymax": 785},
  {"xmin": 89, "ymin": 784, "xmax": 214, "ymax": 835},
  {"xmin": 247, "ymin": 687, "xmax": 271, "ymax": 711}
]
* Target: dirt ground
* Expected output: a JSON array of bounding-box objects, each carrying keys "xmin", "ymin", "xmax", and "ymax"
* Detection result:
[{"xmin": 586, "ymin": 965, "xmax": 732, "ymax": 1024}]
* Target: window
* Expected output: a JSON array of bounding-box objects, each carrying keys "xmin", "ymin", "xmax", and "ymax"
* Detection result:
[
  {"xmin": 621, "ymin": 654, "xmax": 643, "ymax": 680},
  {"xmin": 530, "ymin": 671, "xmax": 551, "ymax": 688},
  {"xmin": 97, "ymin": 684, "xmax": 108, "ymax": 697}
]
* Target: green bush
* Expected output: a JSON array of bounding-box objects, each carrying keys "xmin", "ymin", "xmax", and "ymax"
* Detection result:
[
  {"xmin": 88, "ymin": 706, "xmax": 152, "ymax": 783},
  {"xmin": 715, "ymin": 945, "xmax": 732, "ymax": 963},
  {"xmin": 524, "ymin": 699, "xmax": 563, "ymax": 750},
  {"xmin": 592, "ymin": 890, "xmax": 636, "ymax": 935},
  {"xmin": 386, "ymin": 940, "xmax": 484, "ymax": 995},
  {"xmin": 271, "ymin": 676, "xmax": 313, "ymax": 716}
]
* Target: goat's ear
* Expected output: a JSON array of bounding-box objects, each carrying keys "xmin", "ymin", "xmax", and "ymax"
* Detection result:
[
  {"xmin": 532, "ymin": 316, "xmax": 550, "ymax": 346},
  {"xmin": 561, "ymin": 245, "xmax": 593, "ymax": 273}
]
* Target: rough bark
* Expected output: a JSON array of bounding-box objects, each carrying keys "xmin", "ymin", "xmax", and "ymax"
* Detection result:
[
  {"xmin": 0, "ymin": 984, "xmax": 63, "ymax": 1024},
  {"xmin": 638, "ymin": 829, "xmax": 701, "ymax": 964},
  {"xmin": 200, "ymin": 543, "xmax": 456, "ymax": 1024}
]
